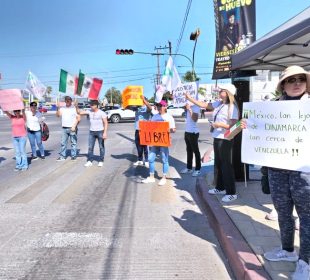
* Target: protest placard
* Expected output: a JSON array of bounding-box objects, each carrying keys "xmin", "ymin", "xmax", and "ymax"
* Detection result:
[
  {"xmin": 139, "ymin": 121, "xmax": 171, "ymax": 147},
  {"xmin": 241, "ymin": 100, "xmax": 310, "ymax": 172},
  {"xmin": 122, "ymin": 86, "xmax": 143, "ymax": 109},
  {"xmin": 172, "ymin": 82, "xmax": 198, "ymax": 107},
  {"xmin": 0, "ymin": 89, "xmax": 24, "ymax": 111}
]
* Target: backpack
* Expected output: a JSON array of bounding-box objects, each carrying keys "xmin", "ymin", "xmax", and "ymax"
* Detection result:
[{"xmin": 41, "ymin": 122, "xmax": 49, "ymax": 141}]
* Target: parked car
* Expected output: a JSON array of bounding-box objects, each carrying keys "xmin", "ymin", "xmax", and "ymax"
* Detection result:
[
  {"xmin": 101, "ymin": 105, "xmax": 120, "ymax": 112},
  {"xmin": 166, "ymin": 105, "xmax": 185, "ymax": 117},
  {"xmin": 105, "ymin": 108, "xmax": 135, "ymax": 123},
  {"xmin": 38, "ymin": 106, "xmax": 48, "ymax": 113}
]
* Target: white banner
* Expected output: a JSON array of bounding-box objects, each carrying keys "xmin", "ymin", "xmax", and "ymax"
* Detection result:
[
  {"xmin": 241, "ymin": 100, "xmax": 310, "ymax": 172},
  {"xmin": 172, "ymin": 82, "xmax": 198, "ymax": 107}
]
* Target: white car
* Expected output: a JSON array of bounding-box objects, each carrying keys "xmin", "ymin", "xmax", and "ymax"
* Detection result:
[
  {"xmin": 166, "ymin": 105, "xmax": 185, "ymax": 117},
  {"xmin": 105, "ymin": 108, "xmax": 135, "ymax": 123}
]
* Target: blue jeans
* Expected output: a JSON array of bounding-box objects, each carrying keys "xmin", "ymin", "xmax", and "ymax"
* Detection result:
[
  {"xmin": 87, "ymin": 130, "xmax": 105, "ymax": 162},
  {"xmin": 27, "ymin": 129, "xmax": 45, "ymax": 157},
  {"xmin": 148, "ymin": 146, "xmax": 169, "ymax": 175},
  {"xmin": 13, "ymin": 136, "xmax": 28, "ymax": 169},
  {"xmin": 60, "ymin": 128, "xmax": 78, "ymax": 158}
]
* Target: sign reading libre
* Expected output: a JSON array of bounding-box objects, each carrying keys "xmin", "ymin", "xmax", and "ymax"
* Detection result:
[
  {"xmin": 139, "ymin": 121, "xmax": 171, "ymax": 147},
  {"xmin": 241, "ymin": 100, "xmax": 310, "ymax": 172},
  {"xmin": 122, "ymin": 86, "xmax": 143, "ymax": 109}
]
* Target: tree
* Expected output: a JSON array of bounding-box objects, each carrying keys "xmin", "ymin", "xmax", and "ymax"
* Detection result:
[
  {"xmin": 182, "ymin": 71, "xmax": 200, "ymax": 82},
  {"xmin": 105, "ymin": 87, "xmax": 121, "ymax": 105}
]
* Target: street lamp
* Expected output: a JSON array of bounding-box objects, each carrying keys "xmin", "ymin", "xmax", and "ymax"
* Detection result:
[{"xmin": 190, "ymin": 28, "xmax": 200, "ymax": 79}]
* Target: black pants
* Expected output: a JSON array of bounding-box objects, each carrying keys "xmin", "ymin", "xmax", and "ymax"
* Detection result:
[
  {"xmin": 135, "ymin": 130, "xmax": 148, "ymax": 162},
  {"xmin": 213, "ymin": 138, "xmax": 236, "ymax": 195},
  {"xmin": 184, "ymin": 132, "xmax": 201, "ymax": 171}
]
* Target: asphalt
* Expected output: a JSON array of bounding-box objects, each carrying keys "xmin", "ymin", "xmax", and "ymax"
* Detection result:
[{"xmin": 197, "ymin": 160, "xmax": 301, "ymax": 280}]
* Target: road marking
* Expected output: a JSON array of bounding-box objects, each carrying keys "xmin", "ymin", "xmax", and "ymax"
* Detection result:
[
  {"xmin": 35, "ymin": 232, "xmax": 121, "ymax": 248},
  {"xmin": 6, "ymin": 161, "xmax": 76, "ymax": 204}
]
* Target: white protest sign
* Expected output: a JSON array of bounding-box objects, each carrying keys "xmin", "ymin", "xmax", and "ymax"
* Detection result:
[
  {"xmin": 241, "ymin": 100, "xmax": 310, "ymax": 172},
  {"xmin": 172, "ymin": 82, "xmax": 198, "ymax": 107},
  {"xmin": 0, "ymin": 89, "xmax": 24, "ymax": 111}
]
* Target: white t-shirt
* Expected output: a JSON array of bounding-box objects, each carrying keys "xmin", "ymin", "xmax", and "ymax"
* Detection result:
[
  {"xmin": 151, "ymin": 113, "xmax": 176, "ymax": 130},
  {"xmin": 25, "ymin": 110, "xmax": 44, "ymax": 131},
  {"xmin": 85, "ymin": 109, "xmax": 107, "ymax": 131},
  {"xmin": 185, "ymin": 105, "xmax": 200, "ymax": 133},
  {"xmin": 211, "ymin": 101, "xmax": 239, "ymax": 139},
  {"xmin": 60, "ymin": 106, "xmax": 78, "ymax": 127}
]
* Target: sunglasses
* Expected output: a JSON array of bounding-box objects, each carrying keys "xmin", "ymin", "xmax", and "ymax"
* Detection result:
[
  {"xmin": 30, "ymin": 104, "xmax": 37, "ymax": 107},
  {"xmin": 285, "ymin": 76, "xmax": 307, "ymax": 84}
]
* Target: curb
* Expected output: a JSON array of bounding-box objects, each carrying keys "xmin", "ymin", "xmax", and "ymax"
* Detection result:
[{"xmin": 196, "ymin": 177, "xmax": 271, "ymax": 280}]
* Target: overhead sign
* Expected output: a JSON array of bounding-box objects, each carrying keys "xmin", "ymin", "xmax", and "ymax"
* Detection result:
[
  {"xmin": 0, "ymin": 89, "xmax": 24, "ymax": 111},
  {"xmin": 139, "ymin": 121, "xmax": 171, "ymax": 147},
  {"xmin": 241, "ymin": 100, "xmax": 310, "ymax": 172},
  {"xmin": 122, "ymin": 86, "xmax": 143, "ymax": 109}
]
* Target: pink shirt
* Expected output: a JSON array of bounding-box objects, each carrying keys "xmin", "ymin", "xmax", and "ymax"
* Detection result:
[{"xmin": 11, "ymin": 117, "xmax": 27, "ymax": 137}]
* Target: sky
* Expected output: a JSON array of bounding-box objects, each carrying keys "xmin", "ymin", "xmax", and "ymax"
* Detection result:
[{"xmin": 0, "ymin": 0, "xmax": 309, "ymax": 100}]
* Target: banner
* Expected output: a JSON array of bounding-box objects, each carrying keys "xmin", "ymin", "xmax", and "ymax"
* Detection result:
[
  {"xmin": 59, "ymin": 69, "xmax": 77, "ymax": 95},
  {"xmin": 172, "ymin": 82, "xmax": 198, "ymax": 107},
  {"xmin": 25, "ymin": 71, "xmax": 46, "ymax": 100},
  {"xmin": 0, "ymin": 89, "xmax": 24, "ymax": 111},
  {"xmin": 139, "ymin": 121, "xmax": 171, "ymax": 147},
  {"xmin": 212, "ymin": 0, "xmax": 256, "ymax": 79},
  {"xmin": 161, "ymin": 56, "xmax": 181, "ymax": 91},
  {"xmin": 241, "ymin": 100, "xmax": 310, "ymax": 172},
  {"xmin": 122, "ymin": 86, "xmax": 143, "ymax": 109},
  {"xmin": 77, "ymin": 71, "xmax": 103, "ymax": 100}
]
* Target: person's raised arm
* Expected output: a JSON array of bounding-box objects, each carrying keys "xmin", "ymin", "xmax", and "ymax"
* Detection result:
[
  {"xmin": 56, "ymin": 102, "xmax": 62, "ymax": 117},
  {"xmin": 142, "ymin": 96, "xmax": 152, "ymax": 111},
  {"xmin": 184, "ymin": 92, "xmax": 213, "ymax": 110}
]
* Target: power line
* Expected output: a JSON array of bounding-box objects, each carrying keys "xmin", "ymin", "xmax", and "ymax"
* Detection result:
[{"xmin": 174, "ymin": 0, "xmax": 193, "ymax": 55}]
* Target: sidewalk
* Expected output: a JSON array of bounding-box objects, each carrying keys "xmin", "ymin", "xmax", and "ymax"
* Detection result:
[{"xmin": 197, "ymin": 165, "xmax": 300, "ymax": 280}]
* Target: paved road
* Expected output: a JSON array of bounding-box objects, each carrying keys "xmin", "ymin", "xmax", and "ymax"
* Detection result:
[{"xmin": 0, "ymin": 115, "xmax": 233, "ymax": 280}]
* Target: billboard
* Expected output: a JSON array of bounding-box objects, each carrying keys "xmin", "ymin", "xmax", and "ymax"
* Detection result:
[{"xmin": 212, "ymin": 0, "xmax": 256, "ymax": 79}]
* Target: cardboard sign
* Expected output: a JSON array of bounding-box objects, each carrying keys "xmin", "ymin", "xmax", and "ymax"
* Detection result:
[
  {"xmin": 241, "ymin": 100, "xmax": 310, "ymax": 172},
  {"xmin": 139, "ymin": 121, "xmax": 171, "ymax": 147},
  {"xmin": 122, "ymin": 86, "xmax": 143, "ymax": 109},
  {"xmin": 0, "ymin": 89, "xmax": 24, "ymax": 111},
  {"xmin": 172, "ymin": 82, "xmax": 198, "ymax": 107}
]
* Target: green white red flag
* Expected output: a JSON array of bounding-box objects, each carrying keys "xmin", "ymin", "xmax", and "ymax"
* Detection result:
[
  {"xmin": 59, "ymin": 69, "xmax": 77, "ymax": 95},
  {"xmin": 77, "ymin": 72, "xmax": 103, "ymax": 100}
]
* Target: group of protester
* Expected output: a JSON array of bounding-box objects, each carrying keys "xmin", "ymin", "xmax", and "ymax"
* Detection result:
[{"xmin": 3, "ymin": 65, "xmax": 309, "ymax": 279}]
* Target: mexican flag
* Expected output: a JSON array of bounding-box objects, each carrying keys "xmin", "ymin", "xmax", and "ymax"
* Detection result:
[
  {"xmin": 77, "ymin": 72, "xmax": 103, "ymax": 100},
  {"xmin": 59, "ymin": 69, "xmax": 77, "ymax": 94}
]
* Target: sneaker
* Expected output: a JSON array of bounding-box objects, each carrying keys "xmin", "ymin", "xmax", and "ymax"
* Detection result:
[
  {"xmin": 134, "ymin": 160, "xmax": 143, "ymax": 166},
  {"xmin": 41, "ymin": 156, "xmax": 45, "ymax": 160},
  {"xmin": 265, "ymin": 209, "xmax": 278, "ymax": 221},
  {"xmin": 14, "ymin": 168, "xmax": 21, "ymax": 172},
  {"xmin": 192, "ymin": 170, "xmax": 201, "ymax": 177},
  {"xmin": 142, "ymin": 177, "xmax": 155, "ymax": 184},
  {"xmin": 208, "ymin": 188, "xmax": 226, "ymax": 195},
  {"xmin": 180, "ymin": 168, "xmax": 192, "ymax": 174},
  {"xmin": 292, "ymin": 259, "xmax": 310, "ymax": 280},
  {"xmin": 264, "ymin": 247, "xmax": 298, "ymax": 262},
  {"xmin": 158, "ymin": 177, "xmax": 167, "ymax": 186},
  {"xmin": 71, "ymin": 157, "xmax": 77, "ymax": 161},
  {"xmin": 31, "ymin": 156, "xmax": 38, "ymax": 161},
  {"xmin": 144, "ymin": 162, "xmax": 149, "ymax": 168},
  {"xmin": 98, "ymin": 162, "xmax": 103, "ymax": 167},
  {"xmin": 222, "ymin": 194, "xmax": 237, "ymax": 202},
  {"xmin": 56, "ymin": 157, "xmax": 65, "ymax": 161},
  {"xmin": 84, "ymin": 161, "xmax": 93, "ymax": 167}
]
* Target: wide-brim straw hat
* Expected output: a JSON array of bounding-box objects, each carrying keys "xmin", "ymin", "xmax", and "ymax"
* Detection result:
[
  {"xmin": 276, "ymin": 65, "xmax": 310, "ymax": 93},
  {"xmin": 218, "ymin": 84, "xmax": 236, "ymax": 96}
]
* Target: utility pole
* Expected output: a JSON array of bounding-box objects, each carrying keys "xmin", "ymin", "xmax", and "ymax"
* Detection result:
[{"xmin": 154, "ymin": 42, "xmax": 171, "ymax": 85}]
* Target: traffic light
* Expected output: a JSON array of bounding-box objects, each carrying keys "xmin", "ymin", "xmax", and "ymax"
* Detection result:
[{"xmin": 115, "ymin": 49, "xmax": 134, "ymax": 55}]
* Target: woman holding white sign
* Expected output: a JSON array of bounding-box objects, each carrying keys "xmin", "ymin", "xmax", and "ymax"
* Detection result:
[
  {"xmin": 259, "ymin": 66, "xmax": 310, "ymax": 280},
  {"xmin": 185, "ymin": 84, "xmax": 239, "ymax": 202}
]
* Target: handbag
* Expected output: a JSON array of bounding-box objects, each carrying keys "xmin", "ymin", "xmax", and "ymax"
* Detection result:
[{"xmin": 41, "ymin": 122, "xmax": 49, "ymax": 141}]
